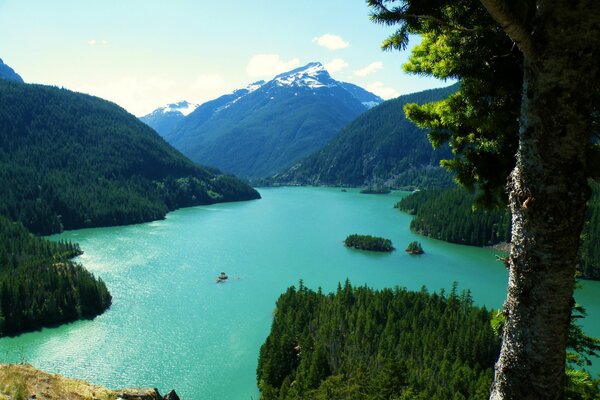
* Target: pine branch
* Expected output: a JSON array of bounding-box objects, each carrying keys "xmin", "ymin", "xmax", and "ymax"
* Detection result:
[
  {"xmin": 479, "ymin": 0, "xmax": 535, "ymax": 58},
  {"xmin": 400, "ymin": 14, "xmax": 479, "ymax": 33}
]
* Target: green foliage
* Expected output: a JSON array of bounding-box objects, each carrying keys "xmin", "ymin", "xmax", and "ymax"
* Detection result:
[
  {"xmin": 270, "ymin": 85, "xmax": 457, "ymax": 188},
  {"xmin": 397, "ymin": 186, "xmax": 600, "ymax": 278},
  {"xmin": 257, "ymin": 282, "xmax": 499, "ymax": 400},
  {"xmin": 0, "ymin": 79, "xmax": 259, "ymax": 235},
  {"xmin": 396, "ymin": 189, "xmax": 511, "ymax": 246},
  {"xmin": 565, "ymin": 369, "xmax": 600, "ymax": 400},
  {"xmin": 360, "ymin": 186, "xmax": 391, "ymax": 194},
  {"xmin": 344, "ymin": 234, "xmax": 394, "ymax": 252},
  {"xmin": 0, "ymin": 215, "xmax": 111, "ymax": 336},
  {"xmin": 368, "ymin": 0, "xmax": 527, "ymax": 206},
  {"xmin": 405, "ymin": 241, "xmax": 424, "ymax": 255}
]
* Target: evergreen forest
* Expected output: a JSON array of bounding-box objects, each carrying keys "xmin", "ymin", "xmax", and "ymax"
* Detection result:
[
  {"xmin": 0, "ymin": 78, "xmax": 259, "ymax": 336},
  {"xmin": 270, "ymin": 85, "xmax": 457, "ymax": 189},
  {"xmin": 396, "ymin": 189, "xmax": 511, "ymax": 247},
  {"xmin": 257, "ymin": 282, "xmax": 600, "ymax": 400},
  {"xmin": 0, "ymin": 79, "xmax": 260, "ymax": 236},
  {"xmin": 0, "ymin": 215, "xmax": 111, "ymax": 336},
  {"xmin": 396, "ymin": 183, "xmax": 600, "ymax": 279},
  {"xmin": 257, "ymin": 281, "xmax": 500, "ymax": 399}
]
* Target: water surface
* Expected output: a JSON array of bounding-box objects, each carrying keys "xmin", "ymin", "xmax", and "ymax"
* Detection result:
[{"xmin": 1, "ymin": 187, "xmax": 598, "ymax": 398}]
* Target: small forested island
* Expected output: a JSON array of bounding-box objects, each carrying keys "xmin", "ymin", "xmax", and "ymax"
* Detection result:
[
  {"xmin": 0, "ymin": 216, "xmax": 111, "ymax": 337},
  {"xmin": 360, "ymin": 186, "xmax": 391, "ymax": 194},
  {"xmin": 344, "ymin": 234, "xmax": 394, "ymax": 252},
  {"xmin": 405, "ymin": 241, "xmax": 424, "ymax": 255}
]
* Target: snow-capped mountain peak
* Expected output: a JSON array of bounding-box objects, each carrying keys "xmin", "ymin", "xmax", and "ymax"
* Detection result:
[
  {"xmin": 160, "ymin": 101, "xmax": 198, "ymax": 116},
  {"xmin": 273, "ymin": 62, "xmax": 334, "ymax": 89}
]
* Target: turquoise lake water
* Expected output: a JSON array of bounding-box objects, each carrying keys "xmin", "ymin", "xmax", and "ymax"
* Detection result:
[{"xmin": 1, "ymin": 187, "xmax": 598, "ymax": 398}]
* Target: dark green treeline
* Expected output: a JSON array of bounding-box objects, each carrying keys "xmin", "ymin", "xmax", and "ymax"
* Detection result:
[
  {"xmin": 396, "ymin": 188, "xmax": 511, "ymax": 247},
  {"xmin": 257, "ymin": 281, "xmax": 498, "ymax": 400},
  {"xmin": 0, "ymin": 79, "xmax": 259, "ymax": 236},
  {"xmin": 396, "ymin": 183, "xmax": 600, "ymax": 279},
  {"xmin": 0, "ymin": 216, "xmax": 111, "ymax": 337}
]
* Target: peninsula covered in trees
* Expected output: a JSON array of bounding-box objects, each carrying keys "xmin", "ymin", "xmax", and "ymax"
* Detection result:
[
  {"xmin": 257, "ymin": 282, "xmax": 600, "ymax": 400},
  {"xmin": 257, "ymin": 281, "xmax": 499, "ymax": 399},
  {"xmin": 0, "ymin": 216, "xmax": 111, "ymax": 336},
  {"xmin": 344, "ymin": 234, "xmax": 394, "ymax": 252},
  {"xmin": 396, "ymin": 185, "xmax": 600, "ymax": 280},
  {"xmin": 396, "ymin": 189, "xmax": 511, "ymax": 247}
]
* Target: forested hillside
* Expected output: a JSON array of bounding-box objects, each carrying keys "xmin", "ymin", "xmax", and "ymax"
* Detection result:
[
  {"xmin": 396, "ymin": 188, "xmax": 511, "ymax": 247},
  {"xmin": 0, "ymin": 58, "xmax": 23, "ymax": 82},
  {"xmin": 0, "ymin": 215, "xmax": 111, "ymax": 336},
  {"xmin": 258, "ymin": 282, "xmax": 600, "ymax": 400},
  {"xmin": 0, "ymin": 79, "xmax": 260, "ymax": 235},
  {"xmin": 396, "ymin": 183, "xmax": 600, "ymax": 279},
  {"xmin": 167, "ymin": 62, "xmax": 378, "ymax": 179},
  {"xmin": 270, "ymin": 84, "xmax": 458, "ymax": 188},
  {"xmin": 257, "ymin": 281, "xmax": 499, "ymax": 400}
]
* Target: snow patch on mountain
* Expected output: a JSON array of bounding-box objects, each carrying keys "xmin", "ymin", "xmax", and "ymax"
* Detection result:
[
  {"xmin": 161, "ymin": 101, "xmax": 198, "ymax": 116},
  {"xmin": 362, "ymin": 101, "xmax": 380, "ymax": 109},
  {"xmin": 273, "ymin": 62, "xmax": 334, "ymax": 89}
]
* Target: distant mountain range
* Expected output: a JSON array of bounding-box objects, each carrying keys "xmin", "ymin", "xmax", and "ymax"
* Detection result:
[
  {"xmin": 269, "ymin": 84, "xmax": 459, "ymax": 189},
  {"xmin": 141, "ymin": 62, "xmax": 383, "ymax": 178},
  {"xmin": 0, "ymin": 58, "xmax": 24, "ymax": 82},
  {"xmin": 139, "ymin": 100, "xmax": 198, "ymax": 138},
  {"xmin": 0, "ymin": 78, "xmax": 259, "ymax": 235}
]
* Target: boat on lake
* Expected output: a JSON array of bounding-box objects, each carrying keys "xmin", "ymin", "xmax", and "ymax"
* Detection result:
[{"xmin": 216, "ymin": 272, "xmax": 228, "ymax": 283}]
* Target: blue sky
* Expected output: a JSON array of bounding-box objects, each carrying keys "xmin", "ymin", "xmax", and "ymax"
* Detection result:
[{"xmin": 0, "ymin": 0, "xmax": 451, "ymax": 116}]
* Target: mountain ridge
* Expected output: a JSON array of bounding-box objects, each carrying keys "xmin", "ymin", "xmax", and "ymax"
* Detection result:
[
  {"xmin": 269, "ymin": 84, "xmax": 459, "ymax": 188},
  {"xmin": 139, "ymin": 100, "xmax": 199, "ymax": 138},
  {"xmin": 144, "ymin": 62, "xmax": 383, "ymax": 178},
  {"xmin": 0, "ymin": 58, "xmax": 24, "ymax": 83},
  {"xmin": 0, "ymin": 79, "xmax": 259, "ymax": 235}
]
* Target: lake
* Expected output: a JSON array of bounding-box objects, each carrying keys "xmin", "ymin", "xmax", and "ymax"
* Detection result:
[{"xmin": 1, "ymin": 187, "xmax": 598, "ymax": 399}]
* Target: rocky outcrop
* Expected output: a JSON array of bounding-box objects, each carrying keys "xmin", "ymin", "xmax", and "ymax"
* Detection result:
[
  {"xmin": 164, "ymin": 390, "xmax": 181, "ymax": 400},
  {"xmin": 118, "ymin": 388, "xmax": 180, "ymax": 400},
  {"xmin": 0, "ymin": 364, "xmax": 181, "ymax": 400}
]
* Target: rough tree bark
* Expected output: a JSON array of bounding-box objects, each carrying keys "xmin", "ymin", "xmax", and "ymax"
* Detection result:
[{"xmin": 481, "ymin": 0, "xmax": 600, "ymax": 399}]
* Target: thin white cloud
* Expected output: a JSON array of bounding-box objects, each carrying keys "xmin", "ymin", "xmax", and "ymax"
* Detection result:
[
  {"xmin": 312, "ymin": 34, "xmax": 349, "ymax": 50},
  {"xmin": 73, "ymin": 73, "xmax": 236, "ymax": 117},
  {"xmin": 365, "ymin": 81, "xmax": 399, "ymax": 99},
  {"xmin": 354, "ymin": 61, "xmax": 383, "ymax": 77},
  {"xmin": 246, "ymin": 54, "xmax": 300, "ymax": 78},
  {"xmin": 87, "ymin": 39, "xmax": 108, "ymax": 46},
  {"xmin": 324, "ymin": 58, "xmax": 349, "ymax": 73}
]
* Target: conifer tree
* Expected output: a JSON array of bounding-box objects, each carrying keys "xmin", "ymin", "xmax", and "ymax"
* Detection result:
[{"xmin": 367, "ymin": 1, "xmax": 600, "ymax": 398}]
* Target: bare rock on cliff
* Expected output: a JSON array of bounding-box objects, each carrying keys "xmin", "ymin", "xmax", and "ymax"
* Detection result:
[{"xmin": 0, "ymin": 364, "xmax": 181, "ymax": 400}]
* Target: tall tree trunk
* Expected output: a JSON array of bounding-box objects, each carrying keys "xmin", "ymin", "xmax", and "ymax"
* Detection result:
[{"xmin": 489, "ymin": 1, "xmax": 599, "ymax": 399}]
